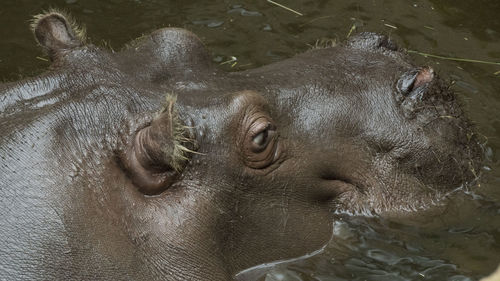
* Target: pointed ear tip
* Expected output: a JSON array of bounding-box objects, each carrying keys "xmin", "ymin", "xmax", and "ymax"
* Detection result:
[
  {"xmin": 31, "ymin": 11, "xmax": 65, "ymax": 33},
  {"xmin": 30, "ymin": 10, "xmax": 86, "ymax": 50}
]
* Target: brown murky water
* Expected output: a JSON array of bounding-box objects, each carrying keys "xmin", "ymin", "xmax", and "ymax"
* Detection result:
[{"xmin": 1, "ymin": 1, "xmax": 499, "ymax": 280}]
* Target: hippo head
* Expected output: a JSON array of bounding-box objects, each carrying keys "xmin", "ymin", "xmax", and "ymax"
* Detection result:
[{"xmin": 0, "ymin": 12, "xmax": 482, "ymax": 280}]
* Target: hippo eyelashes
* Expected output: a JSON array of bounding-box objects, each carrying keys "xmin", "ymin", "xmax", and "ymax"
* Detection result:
[{"xmin": 241, "ymin": 114, "xmax": 280, "ymax": 169}]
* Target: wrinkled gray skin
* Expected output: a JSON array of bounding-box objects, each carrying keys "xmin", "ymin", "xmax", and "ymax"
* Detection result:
[{"xmin": 0, "ymin": 12, "xmax": 481, "ymax": 280}]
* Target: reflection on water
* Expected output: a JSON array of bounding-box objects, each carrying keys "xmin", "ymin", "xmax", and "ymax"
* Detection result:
[
  {"xmin": 243, "ymin": 193, "xmax": 500, "ymax": 280},
  {"xmin": 1, "ymin": 0, "xmax": 499, "ymax": 280},
  {"xmin": 262, "ymin": 217, "xmax": 474, "ymax": 281}
]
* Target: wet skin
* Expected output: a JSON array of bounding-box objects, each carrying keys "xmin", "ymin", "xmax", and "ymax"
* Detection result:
[{"xmin": 0, "ymin": 12, "xmax": 482, "ymax": 280}]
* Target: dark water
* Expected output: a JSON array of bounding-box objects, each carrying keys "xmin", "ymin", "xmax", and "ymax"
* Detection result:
[{"xmin": 1, "ymin": 0, "xmax": 499, "ymax": 280}]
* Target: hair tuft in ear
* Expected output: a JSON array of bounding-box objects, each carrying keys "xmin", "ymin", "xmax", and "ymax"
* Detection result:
[{"xmin": 159, "ymin": 94, "xmax": 199, "ymax": 172}]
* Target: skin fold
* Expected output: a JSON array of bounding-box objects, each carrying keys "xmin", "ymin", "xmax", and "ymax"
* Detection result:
[{"xmin": 0, "ymin": 11, "xmax": 482, "ymax": 280}]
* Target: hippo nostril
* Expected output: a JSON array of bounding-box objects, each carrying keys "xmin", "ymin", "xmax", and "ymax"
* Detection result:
[
  {"xmin": 397, "ymin": 69, "xmax": 420, "ymax": 96},
  {"xmin": 397, "ymin": 67, "xmax": 434, "ymax": 97},
  {"xmin": 397, "ymin": 67, "xmax": 436, "ymax": 118}
]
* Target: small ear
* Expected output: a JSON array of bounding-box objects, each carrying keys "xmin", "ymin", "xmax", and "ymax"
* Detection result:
[
  {"xmin": 31, "ymin": 11, "xmax": 85, "ymax": 58},
  {"xmin": 123, "ymin": 95, "xmax": 197, "ymax": 195}
]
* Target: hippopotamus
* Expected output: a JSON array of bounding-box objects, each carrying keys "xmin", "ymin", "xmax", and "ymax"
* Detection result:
[{"xmin": 0, "ymin": 11, "xmax": 482, "ymax": 280}]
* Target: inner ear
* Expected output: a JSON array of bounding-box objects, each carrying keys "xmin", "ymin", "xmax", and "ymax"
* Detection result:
[
  {"xmin": 123, "ymin": 95, "xmax": 197, "ymax": 195},
  {"xmin": 31, "ymin": 11, "xmax": 85, "ymax": 59}
]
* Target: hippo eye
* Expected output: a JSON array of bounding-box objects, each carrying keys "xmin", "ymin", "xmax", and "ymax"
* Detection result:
[
  {"xmin": 253, "ymin": 130, "xmax": 267, "ymax": 146},
  {"xmin": 243, "ymin": 116, "xmax": 279, "ymax": 169},
  {"xmin": 251, "ymin": 123, "xmax": 275, "ymax": 152}
]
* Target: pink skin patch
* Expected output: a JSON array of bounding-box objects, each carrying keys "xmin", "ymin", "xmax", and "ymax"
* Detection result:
[{"xmin": 414, "ymin": 67, "xmax": 434, "ymax": 88}]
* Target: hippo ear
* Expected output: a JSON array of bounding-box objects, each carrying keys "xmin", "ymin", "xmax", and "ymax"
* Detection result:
[
  {"xmin": 31, "ymin": 11, "xmax": 86, "ymax": 59},
  {"xmin": 123, "ymin": 95, "xmax": 197, "ymax": 195}
]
